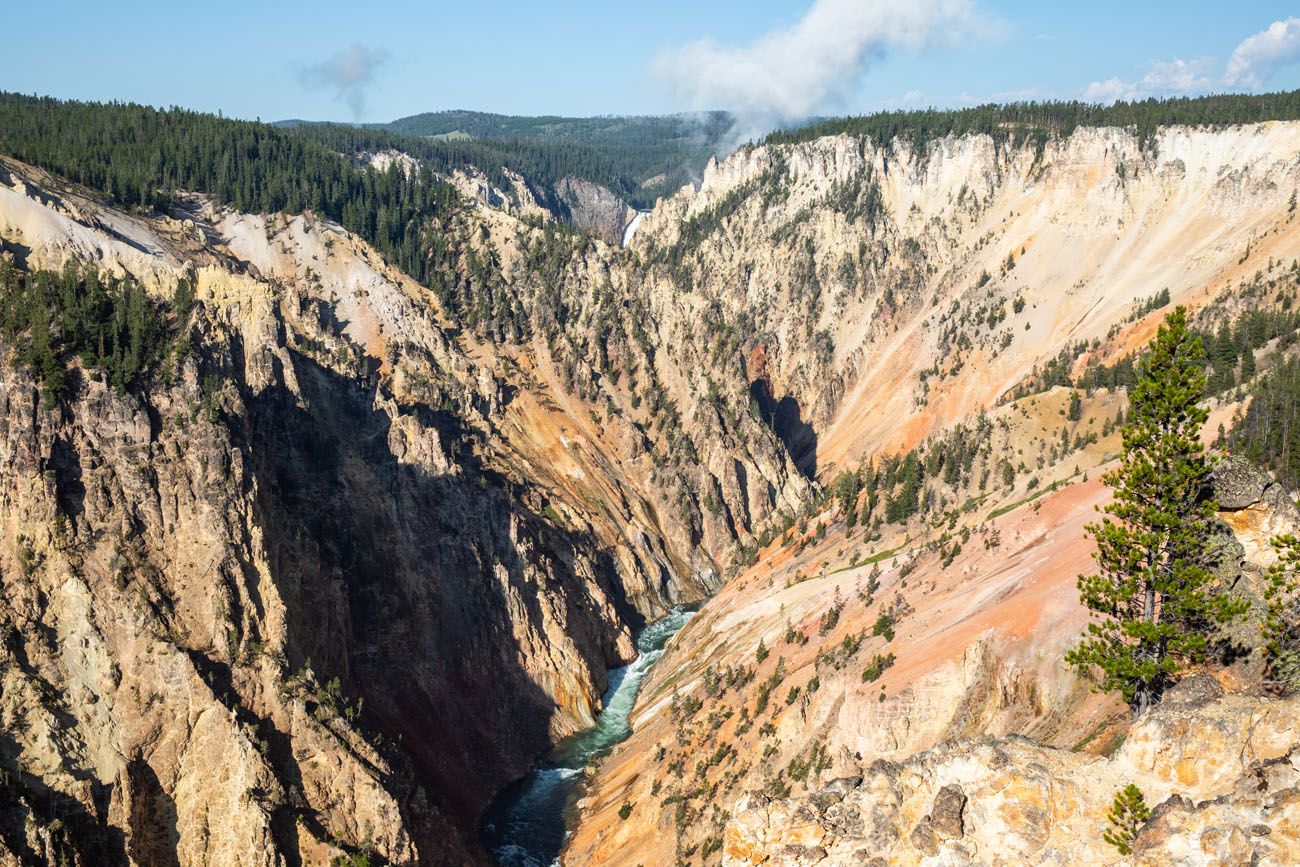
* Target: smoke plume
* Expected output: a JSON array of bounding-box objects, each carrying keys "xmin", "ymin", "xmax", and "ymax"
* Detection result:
[
  {"xmin": 301, "ymin": 43, "xmax": 392, "ymax": 119},
  {"xmin": 654, "ymin": 0, "xmax": 980, "ymax": 146}
]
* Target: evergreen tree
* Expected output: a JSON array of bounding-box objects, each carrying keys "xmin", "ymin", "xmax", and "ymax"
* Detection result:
[
  {"xmin": 1262, "ymin": 534, "xmax": 1300, "ymax": 692},
  {"xmin": 766, "ymin": 89, "xmax": 1300, "ymax": 152},
  {"xmin": 1102, "ymin": 784, "xmax": 1151, "ymax": 855},
  {"xmin": 0, "ymin": 262, "xmax": 179, "ymax": 405},
  {"xmin": 1240, "ymin": 346, "xmax": 1257, "ymax": 382},
  {"xmin": 1228, "ymin": 356, "xmax": 1300, "ymax": 492},
  {"xmin": 1067, "ymin": 307, "xmax": 1246, "ymax": 717},
  {"xmin": 886, "ymin": 452, "xmax": 922, "ymax": 523}
]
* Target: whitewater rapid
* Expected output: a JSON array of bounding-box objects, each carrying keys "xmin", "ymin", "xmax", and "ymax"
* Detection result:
[{"xmin": 484, "ymin": 606, "xmax": 695, "ymax": 866}]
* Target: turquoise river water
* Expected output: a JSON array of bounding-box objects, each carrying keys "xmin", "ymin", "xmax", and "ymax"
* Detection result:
[{"xmin": 483, "ymin": 606, "xmax": 695, "ymax": 866}]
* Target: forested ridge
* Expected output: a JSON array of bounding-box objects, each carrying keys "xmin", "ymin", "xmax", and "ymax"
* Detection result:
[
  {"xmin": 0, "ymin": 92, "xmax": 465, "ymax": 290},
  {"xmin": 285, "ymin": 121, "xmax": 656, "ymax": 211},
  {"xmin": 376, "ymin": 109, "xmax": 730, "ymax": 146},
  {"xmin": 284, "ymin": 110, "xmax": 734, "ymax": 209},
  {"xmin": 766, "ymin": 90, "xmax": 1300, "ymax": 151},
  {"xmin": 10, "ymin": 90, "xmax": 1300, "ymax": 254},
  {"xmin": 374, "ymin": 109, "xmax": 732, "ymax": 208}
]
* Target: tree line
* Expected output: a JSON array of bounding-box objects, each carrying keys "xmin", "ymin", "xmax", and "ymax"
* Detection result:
[
  {"xmin": 0, "ymin": 259, "xmax": 187, "ymax": 406},
  {"xmin": 766, "ymin": 90, "xmax": 1300, "ymax": 154},
  {"xmin": 0, "ymin": 92, "xmax": 464, "ymax": 292},
  {"xmin": 1013, "ymin": 305, "xmax": 1300, "ymax": 398},
  {"xmin": 348, "ymin": 108, "xmax": 734, "ymax": 208},
  {"xmin": 1228, "ymin": 356, "xmax": 1300, "ymax": 491},
  {"xmin": 288, "ymin": 121, "xmax": 671, "ymax": 212}
]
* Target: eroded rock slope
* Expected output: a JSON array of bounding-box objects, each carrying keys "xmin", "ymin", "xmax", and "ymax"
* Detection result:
[
  {"xmin": 0, "ymin": 154, "xmax": 803, "ymax": 864},
  {"xmin": 1, "ymin": 116, "xmax": 1299, "ymax": 866}
]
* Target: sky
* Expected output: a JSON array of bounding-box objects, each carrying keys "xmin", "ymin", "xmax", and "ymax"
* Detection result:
[{"xmin": 3, "ymin": 1, "xmax": 1300, "ymax": 129}]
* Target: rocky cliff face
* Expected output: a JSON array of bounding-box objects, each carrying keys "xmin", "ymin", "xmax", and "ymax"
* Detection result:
[
  {"xmin": 0, "ymin": 155, "xmax": 806, "ymax": 864},
  {"xmin": 631, "ymin": 122, "xmax": 1300, "ymax": 468},
  {"xmin": 563, "ymin": 122, "xmax": 1300, "ymax": 865},
  {"xmin": 723, "ymin": 678, "xmax": 1300, "ymax": 865},
  {"xmin": 1, "ymin": 117, "xmax": 1299, "ymax": 866},
  {"xmin": 553, "ymin": 176, "xmax": 635, "ymax": 244}
]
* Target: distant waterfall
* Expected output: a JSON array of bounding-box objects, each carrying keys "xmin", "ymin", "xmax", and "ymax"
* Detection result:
[{"xmin": 621, "ymin": 210, "xmax": 650, "ymax": 247}]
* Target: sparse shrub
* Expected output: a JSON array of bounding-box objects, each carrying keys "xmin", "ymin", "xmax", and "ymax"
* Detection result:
[
  {"xmin": 861, "ymin": 653, "xmax": 896, "ymax": 683},
  {"xmin": 872, "ymin": 612, "xmax": 895, "ymax": 642},
  {"xmin": 331, "ymin": 854, "xmax": 372, "ymax": 867},
  {"xmin": 1264, "ymin": 534, "xmax": 1300, "ymax": 692}
]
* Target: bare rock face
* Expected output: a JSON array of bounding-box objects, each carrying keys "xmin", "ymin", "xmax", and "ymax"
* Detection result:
[
  {"xmin": 554, "ymin": 176, "xmax": 634, "ymax": 243},
  {"xmin": 1214, "ymin": 455, "xmax": 1300, "ymax": 563},
  {"xmin": 4, "ymin": 111, "xmax": 1300, "ymax": 866},
  {"xmin": 0, "ymin": 158, "xmax": 810, "ymax": 865},
  {"xmin": 1213, "ymin": 455, "xmax": 1275, "ymax": 510},
  {"xmin": 723, "ymin": 692, "xmax": 1300, "ymax": 865},
  {"xmin": 443, "ymin": 165, "xmax": 552, "ymax": 223}
]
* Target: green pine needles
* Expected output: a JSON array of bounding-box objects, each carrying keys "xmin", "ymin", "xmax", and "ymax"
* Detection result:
[
  {"xmin": 1263, "ymin": 534, "xmax": 1300, "ymax": 691},
  {"xmin": 0, "ymin": 259, "xmax": 187, "ymax": 407},
  {"xmin": 1067, "ymin": 308, "xmax": 1247, "ymax": 717},
  {"xmin": 1102, "ymin": 783, "xmax": 1151, "ymax": 855}
]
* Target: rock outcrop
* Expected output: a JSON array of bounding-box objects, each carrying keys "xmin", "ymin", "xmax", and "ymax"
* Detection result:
[
  {"xmin": 553, "ymin": 176, "xmax": 635, "ymax": 243},
  {"xmin": 723, "ymin": 679, "xmax": 1300, "ymax": 865}
]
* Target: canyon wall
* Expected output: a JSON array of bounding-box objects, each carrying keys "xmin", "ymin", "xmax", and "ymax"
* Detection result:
[
  {"xmin": 0, "ymin": 154, "xmax": 803, "ymax": 864},
  {"xmin": 567, "ymin": 122, "xmax": 1300, "ymax": 865},
  {"xmin": 0, "ymin": 117, "xmax": 1298, "ymax": 865}
]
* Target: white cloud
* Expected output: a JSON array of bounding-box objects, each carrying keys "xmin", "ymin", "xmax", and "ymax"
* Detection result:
[
  {"xmin": 300, "ymin": 43, "xmax": 392, "ymax": 119},
  {"xmin": 1082, "ymin": 58, "xmax": 1217, "ymax": 104},
  {"xmin": 1225, "ymin": 17, "xmax": 1300, "ymax": 89},
  {"xmin": 654, "ymin": 0, "xmax": 982, "ymax": 143},
  {"xmin": 1084, "ymin": 18, "xmax": 1300, "ymax": 105}
]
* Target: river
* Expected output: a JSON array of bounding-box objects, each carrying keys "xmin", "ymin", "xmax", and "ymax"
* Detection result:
[{"xmin": 483, "ymin": 606, "xmax": 695, "ymax": 866}]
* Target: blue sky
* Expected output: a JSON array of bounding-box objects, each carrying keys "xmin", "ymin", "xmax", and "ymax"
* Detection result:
[{"xmin": 3, "ymin": 1, "xmax": 1299, "ymax": 124}]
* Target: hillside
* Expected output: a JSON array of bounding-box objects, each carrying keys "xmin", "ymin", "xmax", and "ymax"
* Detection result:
[
  {"xmin": 276, "ymin": 109, "xmax": 736, "ymax": 217},
  {"xmin": 565, "ymin": 119, "xmax": 1300, "ymax": 864},
  {"xmin": 0, "ymin": 138, "xmax": 807, "ymax": 865},
  {"xmin": 0, "ymin": 92, "xmax": 1299, "ymax": 865}
]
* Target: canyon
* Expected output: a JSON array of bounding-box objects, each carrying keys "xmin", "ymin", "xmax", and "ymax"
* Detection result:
[{"xmin": 0, "ymin": 111, "xmax": 1298, "ymax": 867}]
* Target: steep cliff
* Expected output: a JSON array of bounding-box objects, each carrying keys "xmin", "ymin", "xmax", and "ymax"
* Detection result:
[
  {"xmin": 566, "ymin": 121, "xmax": 1300, "ymax": 865},
  {"xmin": 0, "ymin": 153, "xmax": 805, "ymax": 864},
  {"xmin": 549, "ymin": 176, "xmax": 634, "ymax": 244},
  {"xmin": 0, "ymin": 114, "xmax": 1298, "ymax": 867},
  {"xmin": 629, "ymin": 122, "xmax": 1300, "ymax": 469}
]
